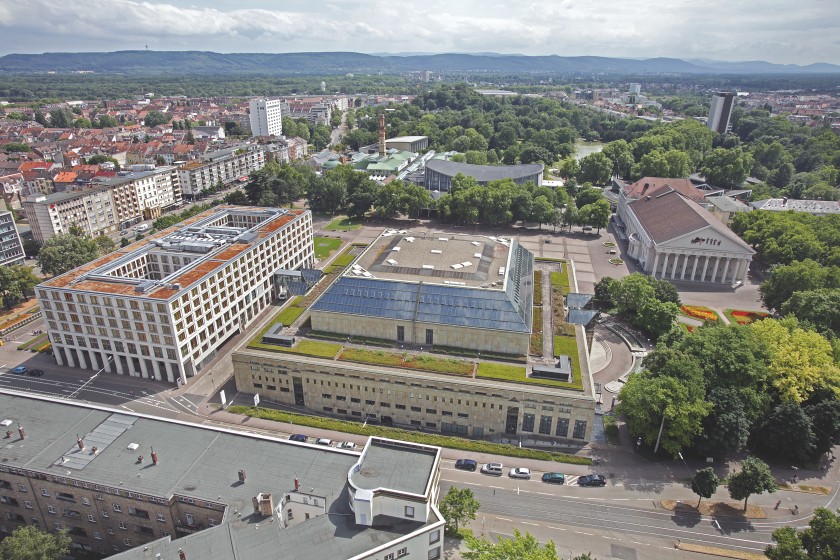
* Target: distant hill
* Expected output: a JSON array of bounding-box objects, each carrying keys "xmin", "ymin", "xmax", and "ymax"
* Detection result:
[{"xmin": 0, "ymin": 50, "xmax": 838, "ymax": 75}]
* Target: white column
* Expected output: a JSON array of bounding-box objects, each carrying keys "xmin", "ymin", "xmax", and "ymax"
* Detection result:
[
  {"xmin": 720, "ymin": 258, "xmax": 732, "ymax": 284},
  {"xmin": 660, "ymin": 253, "xmax": 670, "ymax": 278},
  {"xmin": 651, "ymin": 252, "xmax": 660, "ymax": 277},
  {"xmin": 690, "ymin": 257, "xmax": 699, "ymax": 281},
  {"xmin": 115, "ymin": 355, "xmax": 125, "ymax": 375},
  {"xmin": 700, "ymin": 257, "xmax": 710, "ymax": 283},
  {"xmin": 54, "ymin": 345, "xmax": 65, "ymax": 367},
  {"xmin": 104, "ymin": 354, "xmax": 113, "ymax": 373},
  {"xmin": 680, "ymin": 254, "xmax": 689, "ymax": 280},
  {"xmin": 76, "ymin": 348, "xmax": 88, "ymax": 370},
  {"xmin": 150, "ymin": 360, "xmax": 163, "ymax": 382},
  {"xmin": 671, "ymin": 253, "xmax": 680, "ymax": 278},
  {"xmin": 137, "ymin": 357, "xmax": 150, "ymax": 379},
  {"xmin": 740, "ymin": 259, "xmax": 749, "ymax": 282},
  {"xmin": 711, "ymin": 257, "xmax": 721, "ymax": 283}
]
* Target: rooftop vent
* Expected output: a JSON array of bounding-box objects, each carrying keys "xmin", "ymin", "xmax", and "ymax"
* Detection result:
[
  {"xmin": 127, "ymin": 443, "xmax": 140, "ymax": 451},
  {"xmin": 253, "ymin": 493, "xmax": 274, "ymax": 517}
]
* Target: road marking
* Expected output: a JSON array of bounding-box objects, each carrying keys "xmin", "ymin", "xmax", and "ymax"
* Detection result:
[
  {"xmin": 585, "ymin": 497, "xmax": 605, "ymax": 500},
  {"xmin": 536, "ymin": 492, "xmax": 553, "ymax": 496},
  {"xmin": 496, "ymin": 517, "xmax": 511, "ymax": 521},
  {"xmin": 574, "ymin": 531, "xmax": 593, "ymax": 536},
  {"xmin": 461, "ymin": 482, "xmax": 482, "ymax": 487},
  {"xmin": 547, "ymin": 526, "xmax": 565, "ymax": 531},
  {"xmin": 120, "ymin": 405, "xmax": 134, "ymax": 412},
  {"xmin": 613, "ymin": 498, "xmax": 629, "ymax": 501},
  {"xmin": 522, "ymin": 522, "xmax": 539, "ymax": 526},
  {"xmin": 489, "ymin": 486, "xmax": 504, "ymax": 490}
]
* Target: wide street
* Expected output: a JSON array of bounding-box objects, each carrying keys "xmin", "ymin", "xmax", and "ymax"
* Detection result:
[{"xmin": 0, "ymin": 216, "xmax": 828, "ymax": 560}]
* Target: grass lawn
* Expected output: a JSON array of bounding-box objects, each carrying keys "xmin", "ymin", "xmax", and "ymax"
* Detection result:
[
  {"xmin": 339, "ymin": 348, "xmax": 474, "ymax": 376},
  {"xmin": 549, "ymin": 334, "xmax": 585, "ymax": 391},
  {"xmin": 228, "ymin": 406, "xmax": 591, "ymax": 465},
  {"xmin": 249, "ymin": 338, "xmax": 342, "ymax": 359},
  {"xmin": 313, "ymin": 236, "xmax": 342, "ymax": 259},
  {"xmin": 324, "ymin": 216, "xmax": 363, "ymax": 231},
  {"xmin": 533, "ymin": 270, "xmax": 543, "ymax": 306},
  {"xmin": 476, "ymin": 359, "xmax": 583, "ymax": 391},
  {"xmin": 550, "ymin": 267, "xmax": 570, "ymax": 297},
  {"xmin": 724, "ymin": 308, "xmax": 770, "ymax": 326}
]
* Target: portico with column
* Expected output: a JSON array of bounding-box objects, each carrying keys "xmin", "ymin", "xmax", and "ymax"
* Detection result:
[{"xmin": 626, "ymin": 186, "xmax": 755, "ymax": 288}]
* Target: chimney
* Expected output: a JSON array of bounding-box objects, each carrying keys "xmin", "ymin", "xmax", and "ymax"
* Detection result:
[
  {"xmin": 77, "ymin": 434, "xmax": 84, "ymax": 450},
  {"xmin": 238, "ymin": 469, "xmax": 247, "ymax": 483},
  {"xmin": 17, "ymin": 425, "xmax": 26, "ymax": 439},
  {"xmin": 378, "ymin": 114, "xmax": 386, "ymax": 157},
  {"xmin": 294, "ymin": 477, "xmax": 300, "ymax": 492},
  {"xmin": 151, "ymin": 447, "xmax": 158, "ymax": 465},
  {"xmin": 178, "ymin": 549, "xmax": 186, "ymax": 560}
]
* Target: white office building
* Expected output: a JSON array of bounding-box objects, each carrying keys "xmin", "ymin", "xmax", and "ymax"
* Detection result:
[
  {"xmin": 707, "ymin": 92, "xmax": 735, "ymax": 134},
  {"xmin": 249, "ymin": 98, "xmax": 283, "ymax": 137},
  {"xmin": 36, "ymin": 206, "xmax": 313, "ymax": 385}
]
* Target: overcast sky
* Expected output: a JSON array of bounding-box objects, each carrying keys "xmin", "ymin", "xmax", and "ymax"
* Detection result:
[{"xmin": 0, "ymin": 0, "xmax": 838, "ymax": 65}]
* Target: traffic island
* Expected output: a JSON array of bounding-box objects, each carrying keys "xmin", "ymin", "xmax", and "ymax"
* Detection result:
[{"xmin": 660, "ymin": 500, "xmax": 767, "ymax": 519}]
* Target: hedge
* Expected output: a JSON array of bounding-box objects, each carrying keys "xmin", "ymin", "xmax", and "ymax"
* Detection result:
[{"xmin": 227, "ymin": 406, "xmax": 592, "ymax": 465}]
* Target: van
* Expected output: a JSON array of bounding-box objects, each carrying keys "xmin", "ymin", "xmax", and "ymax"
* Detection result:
[
  {"xmin": 480, "ymin": 462, "xmax": 504, "ymax": 476},
  {"xmin": 606, "ymin": 249, "xmax": 617, "ymax": 255},
  {"xmin": 135, "ymin": 224, "xmax": 149, "ymax": 232}
]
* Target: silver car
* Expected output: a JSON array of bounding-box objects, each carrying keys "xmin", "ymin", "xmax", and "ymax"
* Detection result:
[{"xmin": 509, "ymin": 467, "xmax": 532, "ymax": 479}]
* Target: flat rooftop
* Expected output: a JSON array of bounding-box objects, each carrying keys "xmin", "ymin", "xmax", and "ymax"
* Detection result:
[
  {"xmin": 350, "ymin": 439, "xmax": 438, "ymax": 496},
  {"xmin": 0, "ymin": 393, "xmax": 439, "ymax": 560},
  {"xmin": 352, "ymin": 231, "xmax": 512, "ymax": 289}
]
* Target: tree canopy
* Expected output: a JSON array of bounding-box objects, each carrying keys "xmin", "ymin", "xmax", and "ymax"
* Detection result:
[
  {"xmin": 0, "ymin": 525, "xmax": 70, "ymax": 560},
  {"xmin": 464, "ymin": 529, "xmax": 558, "ymax": 560},
  {"xmin": 766, "ymin": 507, "xmax": 840, "ymax": 560},
  {"xmin": 37, "ymin": 231, "xmax": 100, "ymax": 277}
]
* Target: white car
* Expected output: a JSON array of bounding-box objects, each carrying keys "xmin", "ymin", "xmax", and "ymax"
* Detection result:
[
  {"xmin": 314, "ymin": 438, "xmax": 333, "ymax": 446},
  {"xmin": 337, "ymin": 441, "xmax": 357, "ymax": 450},
  {"xmin": 509, "ymin": 467, "xmax": 532, "ymax": 479},
  {"xmin": 480, "ymin": 462, "xmax": 504, "ymax": 476}
]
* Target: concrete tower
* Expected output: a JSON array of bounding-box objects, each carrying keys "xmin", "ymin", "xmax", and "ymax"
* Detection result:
[{"xmin": 378, "ymin": 114, "xmax": 386, "ymax": 157}]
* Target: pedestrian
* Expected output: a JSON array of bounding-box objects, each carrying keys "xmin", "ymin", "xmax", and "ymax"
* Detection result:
[
  {"xmin": 794, "ymin": 505, "xmax": 799, "ymax": 515},
  {"xmin": 793, "ymin": 474, "xmax": 799, "ymax": 483}
]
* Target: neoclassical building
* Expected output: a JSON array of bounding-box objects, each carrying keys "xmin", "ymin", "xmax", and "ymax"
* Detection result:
[{"xmin": 616, "ymin": 184, "xmax": 754, "ymax": 285}]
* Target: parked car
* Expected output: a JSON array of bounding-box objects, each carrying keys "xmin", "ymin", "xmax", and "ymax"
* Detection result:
[
  {"xmin": 541, "ymin": 472, "xmax": 566, "ymax": 484},
  {"xmin": 10, "ymin": 366, "xmax": 27, "ymax": 375},
  {"xmin": 288, "ymin": 434, "xmax": 307, "ymax": 443},
  {"xmin": 509, "ymin": 468, "xmax": 531, "ymax": 480},
  {"xmin": 337, "ymin": 441, "xmax": 357, "ymax": 450},
  {"xmin": 314, "ymin": 438, "xmax": 332, "ymax": 446},
  {"xmin": 578, "ymin": 474, "xmax": 607, "ymax": 487},
  {"xmin": 480, "ymin": 462, "xmax": 504, "ymax": 476},
  {"xmin": 26, "ymin": 369, "xmax": 44, "ymax": 377},
  {"xmin": 455, "ymin": 459, "xmax": 477, "ymax": 471}
]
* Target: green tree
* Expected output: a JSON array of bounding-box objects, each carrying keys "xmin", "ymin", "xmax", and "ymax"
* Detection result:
[
  {"xmin": 0, "ymin": 525, "xmax": 71, "ymax": 560},
  {"xmin": 48, "ymin": 108, "xmax": 73, "ymax": 128},
  {"xmin": 0, "ymin": 266, "xmax": 24, "ymax": 309},
  {"xmin": 94, "ymin": 234, "xmax": 116, "ymax": 255},
  {"xmin": 556, "ymin": 157, "xmax": 580, "ymax": 180},
  {"xmin": 374, "ymin": 181, "xmax": 404, "ymax": 219},
  {"xmin": 120, "ymin": 237, "xmax": 131, "ymax": 248},
  {"xmin": 727, "ymin": 456, "xmax": 777, "ymax": 511},
  {"xmin": 701, "ymin": 147, "xmax": 753, "ymax": 188},
  {"xmin": 577, "ymin": 152, "xmax": 613, "ymax": 185},
  {"xmin": 760, "ymin": 260, "xmax": 837, "ymax": 313},
  {"xmin": 96, "ymin": 114, "xmax": 118, "ymax": 128},
  {"xmin": 805, "ymin": 399, "xmax": 840, "ymax": 459},
  {"xmin": 401, "ymin": 183, "xmax": 433, "ymax": 219},
  {"xmin": 34, "ymin": 110, "xmax": 47, "ymax": 126},
  {"xmin": 617, "ymin": 371, "xmax": 711, "ymax": 457},
  {"xmin": 578, "ymin": 198, "xmax": 611, "ymax": 234},
  {"xmin": 85, "ymin": 154, "xmax": 120, "ymax": 171},
  {"xmin": 73, "ymin": 117, "xmax": 91, "ymax": 128},
  {"xmin": 602, "ymin": 139, "xmax": 635, "ymax": 178},
  {"xmin": 758, "ymin": 402, "xmax": 816, "ymax": 462},
  {"xmin": 143, "ymin": 110, "xmax": 170, "ymax": 128},
  {"xmin": 782, "ymin": 289, "xmax": 840, "ymax": 336},
  {"xmin": 464, "ymin": 529, "xmax": 558, "ymax": 560},
  {"xmin": 224, "ymin": 190, "xmax": 250, "ymax": 205},
  {"xmin": 767, "ymin": 507, "xmax": 840, "ymax": 560},
  {"xmin": 438, "ymin": 486, "xmax": 480, "ymax": 535},
  {"xmin": 37, "ymin": 231, "xmax": 99, "ymax": 277},
  {"xmin": 696, "ymin": 387, "xmax": 751, "ymax": 458},
  {"xmin": 691, "ymin": 467, "xmax": 720, "ymax": 507}
]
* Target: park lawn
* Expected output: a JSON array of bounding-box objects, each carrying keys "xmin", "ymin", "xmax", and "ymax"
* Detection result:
[
  {"xmin": 338, "ymin": 348, "xmax": 474, "ymax": 376},
  {"xmin": 313, "ymin": 236, "xmax": 342, "ymax": 259},
  {"xmin": 324, "ymin": 216, "xmax": 363, "ymax": 231},
  {"xmin": 724, "ymin": 308, "xmax": 770, "ymax": 326},
  {"xmin": 228, "ymin": 406, "xmax": 591, "ymax": 465}
]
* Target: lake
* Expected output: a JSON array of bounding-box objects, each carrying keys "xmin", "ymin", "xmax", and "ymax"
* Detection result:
[{"xmin": 574, "ymin": 140, "xmax": 604, "ymax": 161}]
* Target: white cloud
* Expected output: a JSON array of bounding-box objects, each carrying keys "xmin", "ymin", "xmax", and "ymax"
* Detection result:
[{"xmin": 0, "ymin": 0, "xmax": 837, "ymax": 64}]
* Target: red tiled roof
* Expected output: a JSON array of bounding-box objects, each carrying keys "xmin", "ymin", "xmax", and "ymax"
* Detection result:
[{"xmin": 624, "ymin": 177, "xmax": 705, "ymax": 204}]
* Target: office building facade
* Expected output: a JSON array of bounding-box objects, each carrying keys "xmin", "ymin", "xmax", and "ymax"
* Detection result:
[
  {"xmin": 0, "ymin": 211, "xmax": 25, "ymax": 266},
  {"xmin": 36, "ymin": 207, "xmax": 313, "ymax": 385},
  {"xmin": 707, "ymin": 92, "xmax": 735, "ymax": 134},
  {"xmin": 176, "ymin": 146, "xmax": 265, "ymax": 201}
]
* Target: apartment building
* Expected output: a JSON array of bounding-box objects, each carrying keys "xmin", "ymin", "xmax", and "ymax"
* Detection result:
[
  {"xmin": 176, "ymin": 145, "xmax": 265, "ymax": 201},
  {"xmin": 23, "ymin": 185, "xmax": 119, "ymax": 244},
  {"xmin": 99, "ymin": 166, "xmax": 182, "ymax": 227},
  {"xmin": 36, "ymin": 207, "xmax": 313, "ymax": 385},
  {"xmin": 0, "ymin": 211, "xmax": 25, "ymax": 266},
  {"xmin": 0, "ymin": 393, "xmax": 444, "ymax": 560},
  {"xmin": 248, "ymin": 98, "xmax": 283, "ymax": 137}
]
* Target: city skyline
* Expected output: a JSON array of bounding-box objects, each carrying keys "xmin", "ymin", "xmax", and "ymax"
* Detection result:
[{"xmin": 0, "ymin": 0, "xmax": 838, "ymax": 66}]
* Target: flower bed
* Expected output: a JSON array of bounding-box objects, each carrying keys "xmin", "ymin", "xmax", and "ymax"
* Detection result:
[
  {"xmin": 681, "ymin": 305, "xmax": 719, "ymax": 322},
  {"xmin": 725, "ymin": 309, "xmax": 769, "ymax": 325},
  {"xmin": 608, "ymin": 258, "xmax": 624, "ymax": 265},
  {"xmin": 602, "ymin": 241, "xmax": 617, "ymax": 248}
]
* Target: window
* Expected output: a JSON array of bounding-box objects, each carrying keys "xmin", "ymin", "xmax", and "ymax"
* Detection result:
[
  {"xmin": 404, "ymin": 506, "xmax": 415, "ymax": 518},
  {"xmin": 208, "ymin": 518, "xmax": 216, "ymax": 527},
  {"xmin": 113, "ymin": 504, "xmax": 122, "ymax": 512},
  {"xmin": 119, "ymin": 521, "xmax": 127, "ymax": 529},
  {"xmin": 430, "ymin": 529, "xmax": 441, "ymax": 544},
  {"xmin": 41, "ymin": 489, "xmax": 49, "ymax": 497},
  {"xmin": 396, "ymin": 326, "xmax": 404, "ymax": 342},
  {"xmin": 156, "ymin": 513, "xmax": 165, "ymax": 522},
  {"xmin": 93, "ymin": 530, "xmax": 101, "ymax": 540},
  {"xmin": 24, "ymin": 501, "xmax": 32, "ymax": 509},
  {"xmin": 82, "ymin": 497, "xmax": 90, "ymax": 506},
  {"xmin": 385, "ymin": 554, "xmax": 394, "ymax": 560},
  {"xmin": 425, "ymin": 329, "xmax": 433, "ymax": 345},
  {"xmin": 555, "ymin": 418, "xmax": 569, "ymax": 437},
  {"xmin": 522, "ymin": 413, "xmax": 535, "ymax": 432},
  {"xmin": 539, "ymin": 415, "xmax": 552, "ymax": 435},
  {"xmin": 88, "ymin": 515, "xmax": 96, "ymax": 522},
  {"xmin": 429, "ymin": 547, "xmax": 441, "ymax": 560},
  {"xmin": 398, "ymin": 548, "xmax": 408, "ymax": 557},
  {"xmin": 123, "ymin": 538, "xmax": 131, "ymax": 546},
  {"xmin": 101, "ymin": 510, "xmax": 109, "ymax": 518},
  {"xmin": 573, "ymin": 420, "xmax": 587, "ymax": 439},
  {"xmin": 47, "ymin": 506, "xmax": 56, "ymax": 514},
  {"xmin": 107, "ymin": 528, "xmax": 114, "ymax": 535}
]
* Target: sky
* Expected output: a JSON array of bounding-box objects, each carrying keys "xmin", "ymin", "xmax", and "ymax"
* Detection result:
[{"xmin": 0, "ymin": 0, "xmax": 838, "ymax": 65}]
